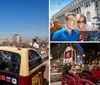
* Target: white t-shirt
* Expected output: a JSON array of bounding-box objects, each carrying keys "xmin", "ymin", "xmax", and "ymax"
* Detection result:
[
  {"xmin": 87, "ymin": 22, "xmax": 93, "ymax": 31},
  {"xmin": 33, "ymin": 42, "xmax": 39, "ymax": 49}
]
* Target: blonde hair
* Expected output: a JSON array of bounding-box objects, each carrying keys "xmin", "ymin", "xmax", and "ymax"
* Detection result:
[{"xmin": 77, "ymin": 13, "xmax": 87, "ymax": 31}]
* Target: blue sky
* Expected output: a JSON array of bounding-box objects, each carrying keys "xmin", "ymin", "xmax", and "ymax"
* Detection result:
[
  {"xmin": 0, "ymin": 0, "xmax": 49, "ymax": 40},
  {"xmin": 50, "ymin": 0, "xmax": 72, "ymax": 18}
]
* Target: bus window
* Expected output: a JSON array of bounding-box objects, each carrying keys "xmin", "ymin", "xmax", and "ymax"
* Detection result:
[
  {"xmin": 0, "ymin": 50, "xmax": 20, "ymax": 74},
  {"xmin": 29, "ymin": 50, "xmax": 43, "ymax": 70}
]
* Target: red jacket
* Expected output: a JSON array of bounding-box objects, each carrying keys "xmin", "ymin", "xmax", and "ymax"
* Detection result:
[{"xmin": 92, "ymin": 70, "xmax": 100, "ymax": 83}]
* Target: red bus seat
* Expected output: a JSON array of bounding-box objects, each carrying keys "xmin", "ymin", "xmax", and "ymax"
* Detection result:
[
  {"xmin": 79, "ymin": 73, "xmax": 92, "ymax": 81},
  {"xmin": 80, "ymin": 79, "xmax": 95, "ymax": 85},
  {"xmin": 60, "ymin": 74, "xmax": 76, "ymax": 85},
  {"xmin": 60, "ymin": 74, "xmax": 95, "ymax": 85}
]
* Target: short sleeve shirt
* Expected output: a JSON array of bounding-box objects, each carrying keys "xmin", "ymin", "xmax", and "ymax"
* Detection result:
[{"xmin": 52, "ymin": 27, "xmax": 79, "ymax": 41}]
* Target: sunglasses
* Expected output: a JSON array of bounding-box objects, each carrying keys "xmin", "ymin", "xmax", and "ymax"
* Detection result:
[
  {"xmin": 78, "ymin": 20, "xmax": 85, "ymax": 23},
  {"xmin": 71, "ymin": 20, "xmax": 77, "ymax": 24}
]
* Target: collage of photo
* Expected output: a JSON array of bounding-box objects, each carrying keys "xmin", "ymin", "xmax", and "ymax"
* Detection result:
[
  {"xmin": 50, "ymin": 0, "xmax": 100, "ymax": 85},
  {"xmin": 0, "ymin": 0, "xmax": 100, "ymax": 85}
]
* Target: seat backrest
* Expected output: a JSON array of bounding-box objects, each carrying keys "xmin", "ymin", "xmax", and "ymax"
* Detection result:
[
  {"xmin": 60, "ymin": 74, "xmax": 76, "ymax": 85},
  {"xmin": 80, "ymin": 79, "xmax": 95, "ymax": 85},
  {"xmin": 80, "ymin": 73, "xmax": 92, "ymax": 81}
]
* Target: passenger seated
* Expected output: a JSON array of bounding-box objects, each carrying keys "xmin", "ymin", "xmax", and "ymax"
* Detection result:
[
  {"xmin": 92, "ymin": 66, "xmax": 100, "ymax": 84},
  {"xmin": 60, "ymin": 63, "xmax": 95, "ymax": 85},
  {"xmin": 82, "ymin": 64, "xmax": 92, "ymax": 80},
  {"xmin": 60, "ymin": 63, "xmax": 78, "ymax": 85},
  {"xmin": 60, "ymin": 63, "xmax": 82, "ymax": 85}
]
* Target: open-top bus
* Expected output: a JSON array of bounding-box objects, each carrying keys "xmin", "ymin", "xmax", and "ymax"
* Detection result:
[{"xmin": 0, "ymin": 46, "xmax": 49, "ymax": 85}]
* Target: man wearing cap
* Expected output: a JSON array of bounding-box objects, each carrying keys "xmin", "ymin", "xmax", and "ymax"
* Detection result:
[
  {"xmin": 52, "ymin": 12, "xmax": 79, "ymax": 41},
  {"xmin": 50, "ymin": 19, "xmax": 62, "ymax": 32},
  {"xmin": 50, "ymin": 19, "xmax": 62, "ymax": 40}
]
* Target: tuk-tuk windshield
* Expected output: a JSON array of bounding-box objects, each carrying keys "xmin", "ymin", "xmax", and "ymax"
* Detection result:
[{"xmin": 0, "ymin": 50, "xmax": 20, "ymax": 74}]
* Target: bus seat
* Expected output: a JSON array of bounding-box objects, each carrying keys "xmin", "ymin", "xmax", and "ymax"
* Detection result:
[
  {"xmin": 80, "ymin": 79, "xmax": 95, "ymax": 85},
  {"xmin": 79, "ymin": 73, "xmax": 92, "ymax": 81},
  {"xmin": 60, "ymin": 74, "xmax": 76, "ymax": 85}
]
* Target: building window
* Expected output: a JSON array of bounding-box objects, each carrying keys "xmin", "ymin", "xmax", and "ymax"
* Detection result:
[
  {"xmin": 84, "ymin": 1, "xmax": 90, "ymax": 8},
  {"xmin": 88, "ymin": 1, "xmax": 90, "ymax": 7},
  {"xmin": 86, "ymin": 11, "xmax": 91, "ymax": 22},
  {"xmin": 79, "ymin": 7, "xmax": 81, "ymax": 13},
  {"xmin": 87, "ymin": 1, "xmax": 90, "ymax": 7},
  {"xmin": 72, "ymin": 3, "xmax": 73, "ymax": 6},
  {"xmin": 73, "ymin": 3, "xmax": 74, "ymax": 5},
  {"xmin": 84, "ymin": 3, "xmax": 85, "ymax": 7},
  {"xmin": 76, "ymin": 1, "xmax": 77, "ymax": 4},
  {"xmin": 95, "ymin": 2, "xmax": 98, "ymax": 8},
  {"xmin": 77, "ymin": 0, "xmax": 79, "ymax": 4},
  {"xmin": 74, "ymin": 2, "xmax": 76, "ymax": 5},
  {"xmin": 76, "ymin": 0, "xmax": 78, "ymax": 4},
  {"xmin": 68, "ymin": 6, "xmax": 69, "ymax": 8},
  {"xmin": 86, "ymin": 2, "xmax": 88, "ymax": 7}
]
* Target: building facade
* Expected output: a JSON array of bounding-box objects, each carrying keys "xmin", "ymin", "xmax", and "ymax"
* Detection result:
[
  {"xmin": 51, "ymin": 0, "xmax": 100, "ymax": 25},
  {"xmin": 12, "ymin": 34, "xmax": 22, "ymax": 43}
]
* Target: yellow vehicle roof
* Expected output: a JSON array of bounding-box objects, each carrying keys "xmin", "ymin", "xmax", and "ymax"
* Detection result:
[{"xmin": 0, "ymin": 46, "xmax": 37, "ymax": 54}]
